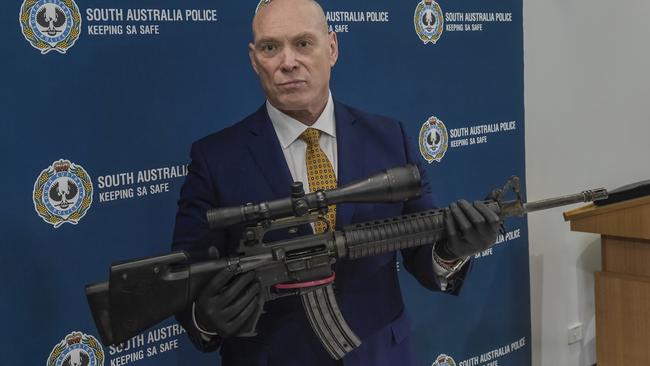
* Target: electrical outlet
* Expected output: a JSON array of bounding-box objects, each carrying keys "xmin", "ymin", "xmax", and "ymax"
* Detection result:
[{"xmin": 568, "ymin": 323, "xmax": 583, "ymax": 345}]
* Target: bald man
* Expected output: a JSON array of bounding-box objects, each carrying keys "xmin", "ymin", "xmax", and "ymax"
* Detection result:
[{"xmin": 172, "ymin": 1, "xmax": 500, "ymax": 365}]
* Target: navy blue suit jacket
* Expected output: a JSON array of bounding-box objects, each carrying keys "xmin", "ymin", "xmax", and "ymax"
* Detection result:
[{"xmin": 172, "ymin": 101, "xmax": 469, "ymax": 366}]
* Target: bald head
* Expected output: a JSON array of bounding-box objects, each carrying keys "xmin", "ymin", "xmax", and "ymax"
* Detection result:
[
  {"xmin": 252, "ymin": 0, "xmax": 329, "ymax": 40},
  {"xmin": 247, "ymin": 0, "xmax": 338, "ymax": 124}
]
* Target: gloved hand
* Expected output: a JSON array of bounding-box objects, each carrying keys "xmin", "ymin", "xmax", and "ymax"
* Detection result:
[
  {"xmin": 435, "ymin": 199, "xmax": 502, "ymax": 261},
  {"xmin": 194, "ymin": 270, "xmax": 261, "ymax": 338}
]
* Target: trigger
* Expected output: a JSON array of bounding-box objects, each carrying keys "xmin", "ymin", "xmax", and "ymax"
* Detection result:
[{"xmin": 208, "ymin": 246, "xmax": 220, "ymax": 259}]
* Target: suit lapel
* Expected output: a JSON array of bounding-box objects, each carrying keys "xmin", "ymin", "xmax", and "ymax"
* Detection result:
[
  {"xmin": 245, "ymin": 105, "xmax": 295, "ymax": 199},
  {"xmin": 334, "ymin": 100, "xmax": 364, "ymax": 228},
  {"xmin": 246, "ymin": 112, "xmax": 314, "ymax": 238},
  {"xmin": 244, "ymin": 101, "xmax": 364, "ymax": 230}
]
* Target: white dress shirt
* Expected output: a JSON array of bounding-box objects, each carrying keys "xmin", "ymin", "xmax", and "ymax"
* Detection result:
[{"xmin": 266, "ymin": 91, "xmax": 338, "ymax": 194}]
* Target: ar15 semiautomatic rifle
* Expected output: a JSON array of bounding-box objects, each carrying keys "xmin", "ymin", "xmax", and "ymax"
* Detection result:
[{"xmin": 85, "ymin": 165, "xmax": 608, "ymax": 360}]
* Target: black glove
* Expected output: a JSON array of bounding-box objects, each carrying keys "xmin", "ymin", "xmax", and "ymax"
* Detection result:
[
  {"xmin": 435, "ymin": 199, "xmax": 502, "ymax": 261},
  {"xmin": 194, "ymin": 270, "xmax": 261, "ymax": 338}
]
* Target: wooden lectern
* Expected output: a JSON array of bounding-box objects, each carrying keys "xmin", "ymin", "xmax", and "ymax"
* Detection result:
[{"xmin": 564, "ymin": 196, "xmax": 650, "ymax": 365}]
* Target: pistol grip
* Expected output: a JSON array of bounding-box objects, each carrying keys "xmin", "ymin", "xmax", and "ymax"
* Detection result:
[{"xmin": 236, "ymin": 294, "xmax": 266, "ymax": 337}]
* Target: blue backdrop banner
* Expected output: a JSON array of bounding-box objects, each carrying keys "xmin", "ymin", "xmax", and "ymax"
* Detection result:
[{"xmin": 1, "ymin": 0, "xmax": 528, "ymax": 365}]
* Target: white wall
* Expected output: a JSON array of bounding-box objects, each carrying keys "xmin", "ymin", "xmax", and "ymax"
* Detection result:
[{"xmin": 524, "ymin": 0, "xmax": 650, "ymax": 365}]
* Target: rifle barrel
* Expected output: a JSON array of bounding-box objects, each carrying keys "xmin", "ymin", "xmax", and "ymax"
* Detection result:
[{"xmin": 523, "ymin": 188, "xmax": 608, "ymax": 214}]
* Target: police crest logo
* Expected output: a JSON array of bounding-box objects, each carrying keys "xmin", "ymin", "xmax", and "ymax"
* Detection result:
[
  {"xmin": 33, "ymin": 159, "xmax": 93, "ymax": 228},
  {"xmin": 19, "ymin": 0, "xmax": 82, "ymax": 54},
  {"xmin": 47, "ymin": 331, "xmax": 104, "ymax": 366},
  {"xmin": 419, "ymin": 116, "xmax": 449, "ymax": 163},
  {"xmin": 432, "ymin": 354, "xmax": 457, "ymax": 366},
  {"xmin": 414, "ymin": 0, "xmax": 444, "ymax": 44}
]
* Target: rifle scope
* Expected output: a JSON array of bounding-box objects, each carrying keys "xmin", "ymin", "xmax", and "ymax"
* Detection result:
[{"xmin": 206, "ymin": 165, "xmax": 422, "ymax": 229}]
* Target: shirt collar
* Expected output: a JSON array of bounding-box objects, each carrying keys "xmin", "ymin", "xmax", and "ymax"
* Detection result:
[{"xmin": 266, "ymin": 91, "xmax": 336, "ymax": 149}]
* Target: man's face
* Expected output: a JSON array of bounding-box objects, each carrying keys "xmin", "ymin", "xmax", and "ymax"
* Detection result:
[{"xmin": 249, "ymin": 0, "xmax": 338, "ymax": 114}]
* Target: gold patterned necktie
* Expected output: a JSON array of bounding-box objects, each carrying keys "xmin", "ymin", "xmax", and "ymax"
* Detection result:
[{"xmin": 300, "ymin": 128, "xmax": 337, "ymax": 233}]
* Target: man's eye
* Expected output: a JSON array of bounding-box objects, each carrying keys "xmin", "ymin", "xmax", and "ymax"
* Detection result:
[
  {"xmin": 261, "ymin": 44, "xmax": 277, "ymax": 53},
  {"xmin": 297, "ymin": 40, "xmax": 311, "ymax": 48}
]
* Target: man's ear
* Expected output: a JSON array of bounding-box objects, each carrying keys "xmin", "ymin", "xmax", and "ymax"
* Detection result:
[
  {"xmin": 248, "ymin": 43, "xmax": 259, "ymax": 75},
  {"xmin": 328, "ymin": 31, "xmax": 339, "ymax": 67}
]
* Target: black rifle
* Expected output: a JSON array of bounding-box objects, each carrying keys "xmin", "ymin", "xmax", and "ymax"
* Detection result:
[{"xmin": 85, "ymin": 165, "xmax": 608, "ymax": 360}]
